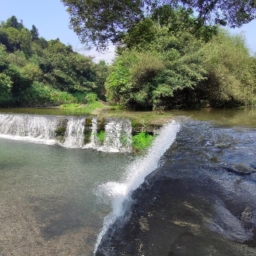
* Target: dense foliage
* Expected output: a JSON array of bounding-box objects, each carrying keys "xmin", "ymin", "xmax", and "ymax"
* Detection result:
[
  {"xmin": 132, "ymin": 132, "xmax": 155, "ymax": 152},
  {"xmin": 200, "ymin": 30, "xmax": 256, "ymax": 107},
  {"xmin": 0, "ymin": 16, "xmax": 108, "ymax": 107},
  {"xmin": 62, "ymin": 0, "xmax": 256, "ymax": 49},
  {"xmin": 106, "ymin": 7, "xmax": 256, "ymax": 110},
  {"xmin": 1, "ymin": 11, "xmax": 256, "ymax": 111}
]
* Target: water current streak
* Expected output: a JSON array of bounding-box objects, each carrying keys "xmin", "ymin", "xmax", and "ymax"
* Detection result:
[{"xmin": 94, "ymin": 120, "xmax": 180, "ymax": 254}]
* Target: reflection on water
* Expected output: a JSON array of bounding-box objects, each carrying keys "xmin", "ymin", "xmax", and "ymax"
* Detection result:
[
  {"xmin": 0, "ymin": 139, "xmax": 131, "ymax": 255},
  {"xmin": 1, "ymin": 107, "xmax": 256, "ymax": 128},
  {"xmin": 171, "ymin": 108, "xmax": 256, "ymax": 128}
]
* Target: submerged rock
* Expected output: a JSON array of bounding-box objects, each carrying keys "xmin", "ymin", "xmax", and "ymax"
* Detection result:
[{"xmin": 96, "ymin": 121, "xmax": 256, "ymax": 256}]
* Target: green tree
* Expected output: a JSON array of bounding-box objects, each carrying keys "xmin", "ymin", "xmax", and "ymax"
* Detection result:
[
  {"xmin": 5, "ymin": 27, "xmax": 21, "ymax": 52},
  {"xmin": 20, "ymin": 28, "xmax": 32, "ymax": 56},
  {"xmin": 0, "ymin": 73, "xmax": 13, "ymax": 106},
  {"xmin": 61, "ymin": 0, "xmax": 256, "ymax": 48},
  {"xmin": 106, "ymin": 26, "xmax": 207, "ymax": 110},
  {"xmin": 94, "ymin": 60, "xmax": 109, "ymax": 100},
  {"xmin": 0, "ymin": 15, "xmax": 109, "ymax": 107},
  {"xmin": 0, "ymin": 44, "xmax": 9, "ymax": 71},
  {"xmin": 200, "ymin": 30, "xmax": 256, "ymax": 107},
  {"xmin": 30, "ymin": 25, "xmax": 39, "ymax": 41},
  {"xmin": 7, "ymin": 50, "xmax": 27, "ymax": 67},
  {"xmin": 0, "ymin": 28, "xmax": 9, "ymax": 49},
  {"xmin": 5, "ymin": 16, "xmax": 24, "ymax": 30}
]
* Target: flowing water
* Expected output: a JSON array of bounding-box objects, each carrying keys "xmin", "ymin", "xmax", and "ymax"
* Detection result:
[
  {"xmin": 0, "ymin": 114, "xmax": 132, "ymax": 152},
  {"xmin": 0, "ymin": 138, "xmax": 132, "ymax": 255},
  {"xmin": 0, "ymin": 113, "xmax": 135, "ymax": 255},
  {"xmin": 1, "ymin": 109, "xmax": 256, "ymax": 256},
  {"xmin": 94, "ymin": 121, "xmax": 180, "ymax": 252}
]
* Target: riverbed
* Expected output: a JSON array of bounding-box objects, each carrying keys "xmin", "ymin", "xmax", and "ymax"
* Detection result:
[
  {"xmin": 0, "ymin": 139, "xmax": 132, "ymax": 255},
  {"xmin": 1, "ymin": 108, "xmax": 256, "ymax": 256}
]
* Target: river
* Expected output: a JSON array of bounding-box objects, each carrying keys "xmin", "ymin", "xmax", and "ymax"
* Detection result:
[
  {"xmin": 1, "ymin": 108, "xmax": 256, "ymax": 256},
  {"xmin": 0, "ymin": 137, "xmax": 133, "ymax": 255}
]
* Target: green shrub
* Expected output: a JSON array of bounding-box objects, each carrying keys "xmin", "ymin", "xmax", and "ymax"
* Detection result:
[
  {"xmin": 86, "ymin": 92, "xmax": 97, "ymax": 103},
  {"xmin": 72, "ymin": 91, "xmax": 87, "ymax": 103},
  {"xmin": 132, "ymin": 132, "xmax": 155, "ymax": 152},
  {"xmin": 97, "ymin": 131, "xmax": 105, "ymax": 144},
  {"xmin": 21, "ymin": 82, "xmax": 75, "ymax": 106}
]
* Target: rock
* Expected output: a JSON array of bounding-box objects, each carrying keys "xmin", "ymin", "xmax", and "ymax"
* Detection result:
[{"xmin": 96, "ymin": 120, "xmax": 256, "ymax": 256}]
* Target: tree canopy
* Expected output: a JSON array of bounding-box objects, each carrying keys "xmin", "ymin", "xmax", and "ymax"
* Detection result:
[
  {"xmin": 105, "ymin": 7, "xmax": 256, "ymax": 110},
  {"xmin": 0, "ymin": 16, "xmax": 109, "ymax": 107},
  {"xmin": 61, "ymin": 0, "xmax": 256, "ymax": 49}
]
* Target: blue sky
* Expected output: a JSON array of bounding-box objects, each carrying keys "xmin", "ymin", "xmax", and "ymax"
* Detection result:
[
  {"xmin": 1, "ymin": 0, "xmax": 255, "ymax": 62},
  {"xmin": 0, "ymin": 0, "xmax": 115, "ymax": 62}
]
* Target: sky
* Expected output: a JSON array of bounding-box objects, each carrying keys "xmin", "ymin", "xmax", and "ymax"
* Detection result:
[{"xmin": 0, "ymin": 0, "xmax": 255, "ymax": 63}]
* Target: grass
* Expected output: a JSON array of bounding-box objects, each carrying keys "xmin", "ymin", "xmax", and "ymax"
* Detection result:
[
  {"xmin": 59, "ymin": 103, "xmax": 80, "ymax": 109},
  {"xmin": 58, "ymin": 101, "xmax": 106, "ymax": 115},
  {"xmin": 97, "ymin": 108, "xmax": 175, "ymax": 127}
]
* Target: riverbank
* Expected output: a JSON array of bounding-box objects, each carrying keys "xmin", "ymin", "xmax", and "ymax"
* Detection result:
[{"xmin": 1, "ymin": 106, "xmax": 256, "ymax": 128}]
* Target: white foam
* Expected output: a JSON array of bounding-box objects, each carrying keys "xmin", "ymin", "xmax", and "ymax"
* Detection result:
[
  {"xmin": 62, "ymin": 117, "xmax": 85, "ymax": 148},
  {"xmin": 94, "ymin": 120, "xmax": 180, "ymax": 253},
  {"xmin": 0, "ymin": 134, "xmax": 56, "ymax": 145}
]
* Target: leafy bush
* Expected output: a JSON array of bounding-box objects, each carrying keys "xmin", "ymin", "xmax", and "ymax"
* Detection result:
[
  {"xmin": 0, "ymin": 73, "xmax": 13, "ymax": 105},
  {"xmin": 132, "ymin": 132, "xmax": 155, "ymax": 152},
  {"xmin": 97, "ymin": 131, "xmax": 105, "ymax": 144},
  {"xmin": 106, "ymin": 29, "xmax": 206, "ymax": 110},
  {"xmin": 72, "ymin": 91, "xmax": 87, "ymax": 103},
  {"xmin": 86, "ymin": 92, "xmax": 97, "ymax": 103},
  {"xmin": 201, "ymin": 30, "xmax": 256, "ymax": 107},
  {"xmin": 21, "ymin": 82, "xmax": 75, "ymax": 106}
]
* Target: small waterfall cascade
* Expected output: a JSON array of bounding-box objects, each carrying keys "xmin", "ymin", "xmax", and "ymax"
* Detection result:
[
  {"xmin": 84, "ymin": 117, "xmax": 100, "ymax": 149},
  {"xmin": 0, "ymin": 113, "xmax": 58, "ymax": 144},
  {"xmin": 99, "ymin": 118, "xmax": 132, "ymax": 153},
  {"xmin": 94, "ymin": 120, "xmax": 180, "ymax": 253},
  {"xmin": 0, "ymin": 113, "xmax": 133, "ymax": 151},
  {"xmin": 63, "ymin": 117, "xmax": 86, "ymax": 148}
]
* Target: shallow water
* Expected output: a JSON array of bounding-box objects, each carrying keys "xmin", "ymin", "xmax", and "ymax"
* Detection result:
[
  {"xmin": 2, "ymin": 107, "xmax": 256, "ymax": 128},
  {"xmin": 0, "ymin": 139, "xmax": 132, "ymax": 256},
  {"xmin": 1, "ymin": 108, "xmax": 256, "ymax": 256}
]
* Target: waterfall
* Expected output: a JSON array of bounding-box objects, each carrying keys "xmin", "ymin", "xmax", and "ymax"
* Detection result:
[
  {"xmin": 63, "ymin": 117, "xmax": 85, "ymax": 148},
  {"xmin": 0, "ymin": 113, "xmax": 133, "ymax": 151},
  {"xmin": 98, "ymin": 119, "xmax": 132, "ymax": 153},
  {"xmin": 0, "ymin": 113, "xmax": 58, "ymax": 145},
  {"xmin": 83, "ymin": 117, "xmax": 99, "ymax": 149},
  {"xmin": 84, "ymin": 118, "xmax": 132, "ymax": 152},
  {"xmin": 94, "ymin": 120, "xmax": 180, "ymax": 253}
]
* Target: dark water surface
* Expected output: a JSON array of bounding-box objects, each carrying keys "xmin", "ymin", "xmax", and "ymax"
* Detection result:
[
  {"xmin": 96, "ymin": 120, "xmax": 256, "ymax": 256},
  {"xmin": 0, "ymin": 139, "xmax": 132, "ymax": 256}
]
